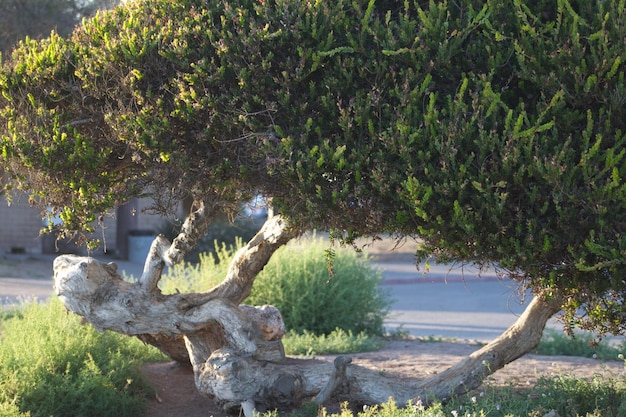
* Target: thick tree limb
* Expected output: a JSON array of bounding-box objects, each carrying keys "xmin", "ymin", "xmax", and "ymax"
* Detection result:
[
  {"xmin": 54, "ymin": 254, "xmax": 257, "ymax": 352},
  {"xmin": 53, "ymin": 213, "xmax": 562, "ymax": 414},
  {"xmin": 141, "ymin": 214, "xmax": 301, "ymax": 309},
  {"xmin": 205, "ymin": 215, "xmax": 300, "ymax": 304},
  {"xmin": 315, "ymin": 356, "xmax": 353, "ymax": 404},
  {"xmin": 137, "ymin": 198, "xmax": 219, "ymax": 292},
  {"xmin": 166, "ymin": 199, "xmax": 218, "ymax": 265},
  {"xmin": 410, "ymin": 291, "xmax": 563, "ymax": 403},
  {"xmin": 139, "ymin": 234, "xmax": 172, "ymax": 292}
]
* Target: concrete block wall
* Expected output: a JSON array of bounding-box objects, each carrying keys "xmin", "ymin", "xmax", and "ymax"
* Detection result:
[
  {"xmin": 0, "ymin": 193, "xmax": 181, "ymax": 257},
  {"xmin": 0, "ymin": 192, "xmax": 43, "ymax": 254},
  {"xmin": 135, "ymin": 198, "xmax": 179, "ymax": 233}
]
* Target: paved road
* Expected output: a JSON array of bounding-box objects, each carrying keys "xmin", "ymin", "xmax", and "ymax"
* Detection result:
[
  {"xmin": 0, "ymin": 255, "xmax": 556, "ymax": 342},
  {"xmin": 371, "ymin": 260, "xmax": 563, "ymax": 342},
  {"xmin": 0, "ymin": 278, "xmax": 56, "ymax": 305},
  {"xmin": 0, "ymin": 255, "xmax": 145, "ymax": 306}
]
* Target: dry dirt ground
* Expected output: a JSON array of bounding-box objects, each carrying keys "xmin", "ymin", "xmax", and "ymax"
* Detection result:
[{"xmin": 1, "ymin": 248, "xmax": 624, "ymax": 417}]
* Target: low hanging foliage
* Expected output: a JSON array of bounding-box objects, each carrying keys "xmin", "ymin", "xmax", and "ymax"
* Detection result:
[{"xmin": 1, "ymin": 0, "xmax": 626, "ymax": 335}]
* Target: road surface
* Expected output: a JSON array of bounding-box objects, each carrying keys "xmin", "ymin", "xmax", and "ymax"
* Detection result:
[{"xmin": 1, "ymin": 255, "xmax": 556, "ymax": 342}]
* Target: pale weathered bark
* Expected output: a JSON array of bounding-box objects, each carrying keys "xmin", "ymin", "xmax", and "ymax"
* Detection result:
[
  {"xmin": 203, "ymin": 291, "xmax": 560, "ymax": 411},
  {"xmin": 53, "ymin": 213, "xmax": 562, "ymax": 415},
  {"xmin": 54, "ymin": 214, "xmax": 297, "ymax": 345},
  {"xmin": 410, "ymin": 291, "xmax": 562, "ymax": 404}
]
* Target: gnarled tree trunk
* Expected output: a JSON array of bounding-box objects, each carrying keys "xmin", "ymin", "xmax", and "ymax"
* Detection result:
[{"xmin": 53, "ymin": 208, "xmax": 562, "ymax": 415}]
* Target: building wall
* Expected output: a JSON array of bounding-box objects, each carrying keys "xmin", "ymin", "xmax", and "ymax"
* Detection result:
[
  {"xmin": 0, "ymin": 193, "xmax": 182, "ymax": 257},
  {"xmin": 136, "ymin": 198, "xmax": 179, "ymax": 233},
  {"xmin": 0, "ymin": 192, "xmax": 43, "ymax": 254}
]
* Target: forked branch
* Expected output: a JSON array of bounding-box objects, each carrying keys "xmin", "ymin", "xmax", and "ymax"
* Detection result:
[{"xmin": 52, "ymin": 213, "xmax": 562, "ymax": 415}]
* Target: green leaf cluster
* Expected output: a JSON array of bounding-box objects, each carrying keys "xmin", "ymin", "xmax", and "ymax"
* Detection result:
[
  {"xmin": 1, "ymin": 0, "xmax": 626, "ymax": 334},
  {"xmin": 272, "ymin": 0, "xmax": 626, "ymax": 336}
]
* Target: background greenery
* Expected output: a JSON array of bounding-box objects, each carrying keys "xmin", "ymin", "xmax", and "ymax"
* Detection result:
[
  {"xmin": 0, "ymin": 299, "xmax": 163, "ymax": 417},
  {"xmin": 159, "ymin": 237, "xmax": 392, "ymax": 337},
  {"xmin": 2, "ymin": 0, "xmax": 626, "ymax": 337}
]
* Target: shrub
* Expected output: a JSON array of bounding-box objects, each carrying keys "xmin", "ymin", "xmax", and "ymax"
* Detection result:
[
  {"xmin": 441, "ymin": 373, "xmax": 626, "ymax": 417},
  {"xmin": 0, "ymin": 402, "xmax": 29, "ymax": 417},
  {"xmin": 532, "ymin": 374, "xmax": 626, "ymax": 417},
  {"xmin": 535, "ymin": 329, "xmax": 626, "ymax": 360},
  {"xmin": 248, "ymin": 237, "xmax": 391, "ymax": 336},
  {"xmin": 159, "ymin": 237, "xmax": 392, "ymax": 336},
  {"xmin": 0, "ymin": 299, "xmax": 163, "ymax": 417}
]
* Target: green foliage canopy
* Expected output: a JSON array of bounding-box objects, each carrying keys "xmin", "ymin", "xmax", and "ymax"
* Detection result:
[{"xmin": 1, "ymin": 0, "xmax": 626, "ymax": 334}]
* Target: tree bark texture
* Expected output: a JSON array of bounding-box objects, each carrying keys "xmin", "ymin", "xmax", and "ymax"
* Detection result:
[{"xmin": 53, "ymin": 214, "xmax": 562, "ymax": 415}]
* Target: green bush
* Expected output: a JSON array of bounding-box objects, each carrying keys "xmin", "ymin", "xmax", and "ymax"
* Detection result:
[
  {"xmin": 532, "ymin": 374, "xmax": 626, "ymax": 417},
  {"xmin": 159, "ymin": 237, "xmax": 392, "ymax": 336},
  {"xmin": 249, "ymin": 238, "xmax": 391, "ymax": 336},
  {"xmin": 0, "ymin": 402, "xmax": 29, "ymax": 417},
  {"xmin": 0, "ymin": 299, "xmax": 163, "ymax": 417}
]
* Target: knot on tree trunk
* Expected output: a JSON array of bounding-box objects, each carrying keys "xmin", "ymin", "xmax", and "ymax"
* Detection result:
[{"xmin": 315, "ymin": 356, "xmax": 353, "ymax": 404}]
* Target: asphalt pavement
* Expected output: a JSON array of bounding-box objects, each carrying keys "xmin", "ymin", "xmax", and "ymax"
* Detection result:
[
  {"xmin": 0, "ymin": 254, "xmax": 146, "ymax": 306},
  {"xmin": 0, "ymin": 254, "xmax": 558, "ymax": 342},
  {"xmin": 371, "ymin": 260, "xmax": 564, "ymax": 342}
]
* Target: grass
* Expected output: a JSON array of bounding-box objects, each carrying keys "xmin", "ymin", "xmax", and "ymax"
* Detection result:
[
  {"xmin": 0, "ymin": 304, "xmax": 22, "ymax": 323},
  {"xmin": 264, "ymin": 399, "xmax": 450, "ymax": 417},
  {"xmin": 271, "ymin": 372, "xmax": 626, "ymax": 417},
  {"xmin": 436, "ymin": 371, "xmax": 626, "ymax": 417},
  {"xmin": 0, "ymin": 299, "xmax": 165, "ymax": 417},
  {"xmin": 534, "ymin": 329, "xmax": 626, "ymax": 361},
  {"xmin": 283, "ymin": 328, "xmax": 385, "ymax": 356}
]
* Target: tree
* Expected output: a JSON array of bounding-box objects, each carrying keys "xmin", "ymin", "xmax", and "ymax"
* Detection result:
[
  {"xmin": 0, "ymin": 0, "xmax": 119, "ymax": 53},
  {"xmin": 1, "ymin": 0, "xmax": 626, "ymax": 414}
]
